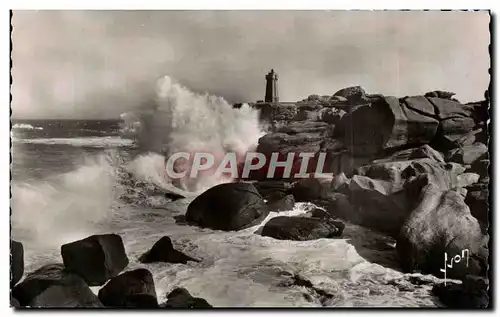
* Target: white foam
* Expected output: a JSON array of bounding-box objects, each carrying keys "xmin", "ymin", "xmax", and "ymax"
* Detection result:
[
  {"xmin": 119, "ymin": 76, "xmax": 263, "ymax": 192},
  {"xmin": 13, "ymin": 123, "xmax": 43, "ymax": 130},
  {"xmin": 11, "ymin": 152, "xmax": 123, "ymax": 247},
  {"xmin": 13, "ymin": 136, "xmax": 135, "ymax": 148}
]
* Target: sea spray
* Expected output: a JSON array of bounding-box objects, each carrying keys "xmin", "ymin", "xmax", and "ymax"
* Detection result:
[
  {"xmin": 11, "ymin": 151, "xmax": 124, "ymax": 247},
  {"xmin": 121, "ymin": 76, "xmax": 263, "ymax": 192}
]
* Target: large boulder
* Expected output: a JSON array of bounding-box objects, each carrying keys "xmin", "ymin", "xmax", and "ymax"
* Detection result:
[
  {"xmin": 260, "ymin": 216, "xmax": 344, "ymax": 241},
  {"xmin": 432, "ymin": 128, "xmax": 480, "ymax": 152},
  {"xmin": 400, "ymin": 158, "xmax": 477, "ymax": 190},
  {"xmin": 161, "ymin": 287, "xmax": 212, "ymax": 308},
  {"xmin": 425, "ymin": 90, "xmax": 456, "ymax": 99},
  {"xmin": 334, "ymin": 175, "xmax": 410, "ymax": 235},
  {"xmin": 334, "ymin": 96, "xmax": 439, "ymax": 156},
  {"xmin": 333, "ymin": 86, "xmax": 367, "ymax": 105},
  {"xmin": 427, "ymin": 97, "xmax": 473, "ymax": 120},
  {"xmin": 186, "ymin": 183, "xmax": 269, "ymax": 231},
  {"xmin": 397, "ymin": 184, "xmax": 488, "ymax": 280},
  {"xmin": 446, "ymin": 143, "xmax": 488, "ymax": 165},
  {"xmin": 252, "ymin": 180, "xmax": 293, "ymax": 200},
  {"xmin": 61, "ymin": 234, "xmax": 129, "ymax": 286},
  {"xmin": 138, "ymin": 236, "xmax": 199, "ymax": 264},
  {"xmin": 318, "ymin": 107, "xmax": 346, "ymax": 125},
  {"xmin": 98, "ymin": 268, "xmax": 158, "ymax": 308},
  {"xmin": 402, "ymin": 95, "xmax": 436, "ymax": 117},
  {"xmin": 266, "ymin": 194, "xmax": 295, "ymax": 212},
  {"xmin": 408, "ymin": 144, "xmax": 445, "ymax": 163},
  {"xmin": 323, "ymin": 151, "xmax": 372, "ymax": 176},
  {"xmin": 11, "ymin": 240, "xmax": 24, "ymax": 287},
  {"xmin": 291, "ymin": 178, "xmax": 329, "ymax": 202},
  {"xmin": 465, "ymin": 183, "xmax": 489, "ymax": 230},
  {"xmin": 12, "ymin": 264, "xmax": 102, "ymax": 307},
  {"xmin": 432, "ymin": 275, "xmax": 489, "ymax": 308}
]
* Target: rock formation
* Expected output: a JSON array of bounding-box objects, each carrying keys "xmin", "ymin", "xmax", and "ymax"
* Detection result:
[{"xmin": 61, "ymin": 234, "xmax": 129, "ymax": 286}]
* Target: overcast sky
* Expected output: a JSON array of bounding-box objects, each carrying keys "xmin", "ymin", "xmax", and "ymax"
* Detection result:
[{"xmin": 11, "ymin": 10, "xmax": 490, "ymax": 119}]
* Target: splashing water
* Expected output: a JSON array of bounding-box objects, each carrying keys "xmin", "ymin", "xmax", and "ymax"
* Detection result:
[
  {"xmin": 121, "ymin": 76, "xmax": 263, "ymax": 192},
  {"xmin": 11, "ymin": 151, "xmax": 124, "ymax": 247}
]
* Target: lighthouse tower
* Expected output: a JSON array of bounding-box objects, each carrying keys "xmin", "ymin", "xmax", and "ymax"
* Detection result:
[{"xmin": 265, "ymin": 69, "xmax": 279, "ymax": 103}]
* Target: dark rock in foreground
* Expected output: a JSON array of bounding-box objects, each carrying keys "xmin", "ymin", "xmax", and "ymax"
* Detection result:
[
  {"xmin": 12, "ymin": 264, "xmax": 102, "ymax": 307},
  {"xmin": 432, "ymin": 275, "xmax": 489, "ymax": 308},
  {"xmin": 161, "ymin": 287, "xmax": 212, "ymax": 308},
  {"xmin": 253, "ymin": 180, "xmax": 293, "ymax": 199},
  {"xmin": 11, "ymin": 240, "xmax": 24, "ymax": 287},
  {"xmin": 292, "ymin": 178, "xmax": 329, "ymax": 202},
  {"xmin": 186, "ymin": 183, "xmax": 269, "ymax": 231},
  {"xmin": 261, "ymin": 216, "xmax": 344, "ymax": 241},
  {"xmin": 397, "ymin": 184, "xmax": 488, "ymax": 280},
  {"xmin": 98, "ymin": 268, "xmax": 158, "ymax": 308},
  {"xmin": 139, "ymin": 236, "xmax": 199, "ymax": 264},
  {"xmin": 266, "ymin": 194, "xmax": 295, "ymax": 212},
  {"xmin": 334, "ymin": 175, "xmax": 409, "ymax": 236},
  {"xmin": 61, "ymin": 234, "xmax": 129, "ymax": 286},
  {"xmin": 465, "ymin": 183, "xmax": 489, "ymax": 230},
  {"xmin": 10, "ymin": 296, "xmax": 20, "ymax": 307}
]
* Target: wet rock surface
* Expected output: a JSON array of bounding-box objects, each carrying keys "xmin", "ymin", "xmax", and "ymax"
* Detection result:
[
  {"xmin": 61, "ymin": 234, "xmax": 129, "ymax": 286},
  {"xmin": 12, "ymin": 264, "xmax": 102, "ymax": 307},
  {"xmin": 186, "ymin": 182, "xmax": 270, "ymax": 231}
]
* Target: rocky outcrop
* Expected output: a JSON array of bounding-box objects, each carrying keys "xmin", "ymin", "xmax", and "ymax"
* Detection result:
[
  {"xmin": 138, "ymin": 236, "xmax": 199, "ymax": 264},
  {"xmin": 12, "ymin": 264, "xmax": 102, "ymax": 307},
  {"xmin": 432, "ymin": 275, "xmax": 489, "ymax": 308},
  {"xmin": 61, "ymin": 234, "xmax": 129, "ymax": 286},
  {"xmin": 11, "ymin": 240, "xmax": 24, "ymax": 287},
  {"xmin": 318, "ymin": 107, "xmax": 346, "ymax": 125},
  {"xmin": 424, "ymin": 90, "xmax": 457, "ymax": 100},
  {"xmin": 253, "ymin": 180, "xmax": 294, "ymax": 198},
  {"xmin": 407, "ymin": 144, "xmax": 445, "ymax": 163},
  {"xmin": 333, "ymin": 86, "xmax": 368, "ymax": 105},
  {"xmin": 267, "ymin": 194, "xmax": 295, "ymax": 212},
  {"xmin": 98, "ymin": 269, "xmax": 158, "ymax": 308},
  {"xmin": 255, "ymin": 103, "xmax": 298, "ymax": 123},
  {"xmin": 260, "ymin": 216, "xmax": 344, "ymax": 241},
  {"xmin": 333, "ymin": 175, "xmax": 410, "ymax": 235},
  {"xmin": 257, "ymin": 133, "xmax": 324, "ymax": 157},
  {"xmin": 400, "ymin": 159, "xmax": 478, "ymax": 190},
  {"xmin": 397, "ymin": 184, "xmax": 488, "ymax": 280},
  {"xmin": 446, "ymin": 143, "xmax": 488, "ymax": 165},
  {"xmin": 161, "ymin": 288, "xmax": 212, "ymax": 308},
  {"xmin": 334, "ymin": 96, "xmax": 440, "ymax": 156},
  {"xmin": 465, "ymin": 183, "xmax": 489, "ymax": 230},
  {"xmin": 186, "ymin": 183, "xmax": 269, "ymax": 231},
  {"xmin": 276, "ymin": 121, "xmax": 331, "ymax": 134},
  {"xmin": 291, "ymin": 178, "xmax": 329, "ymax": 202}
]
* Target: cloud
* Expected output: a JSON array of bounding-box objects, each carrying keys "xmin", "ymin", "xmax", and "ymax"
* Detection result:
[{"xmin": 11, "ymin": 10, "xmax": 490, "ymax": 119}]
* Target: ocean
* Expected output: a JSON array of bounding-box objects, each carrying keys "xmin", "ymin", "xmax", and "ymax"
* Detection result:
[{"xmin": 10, "ymin": 79, "xmax": 443, "ymax": 307}]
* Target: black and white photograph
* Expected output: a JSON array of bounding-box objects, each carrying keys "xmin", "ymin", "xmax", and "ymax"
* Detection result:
[{"xmin": 9, "ymin": 9, "xmax": 491, "ymax": 309}]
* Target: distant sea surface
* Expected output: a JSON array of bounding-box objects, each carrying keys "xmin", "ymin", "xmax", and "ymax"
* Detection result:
[{"xmin": 11, "ymin": 119, "xmax": 134, "ymax": 181}]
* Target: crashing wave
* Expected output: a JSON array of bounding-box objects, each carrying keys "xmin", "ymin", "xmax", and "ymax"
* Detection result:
[
  {"xmin": 119, "ymin": 75, "xmax": 263, "ymax": 192},
  {"xmin": 13, "ymin": 123, "xmax": 43, "ymax": 130}
]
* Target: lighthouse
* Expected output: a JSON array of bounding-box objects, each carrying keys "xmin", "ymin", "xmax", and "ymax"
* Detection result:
[{"xmin": 265, "ymin": 69, "xmax": 279, "ymax": 103}]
